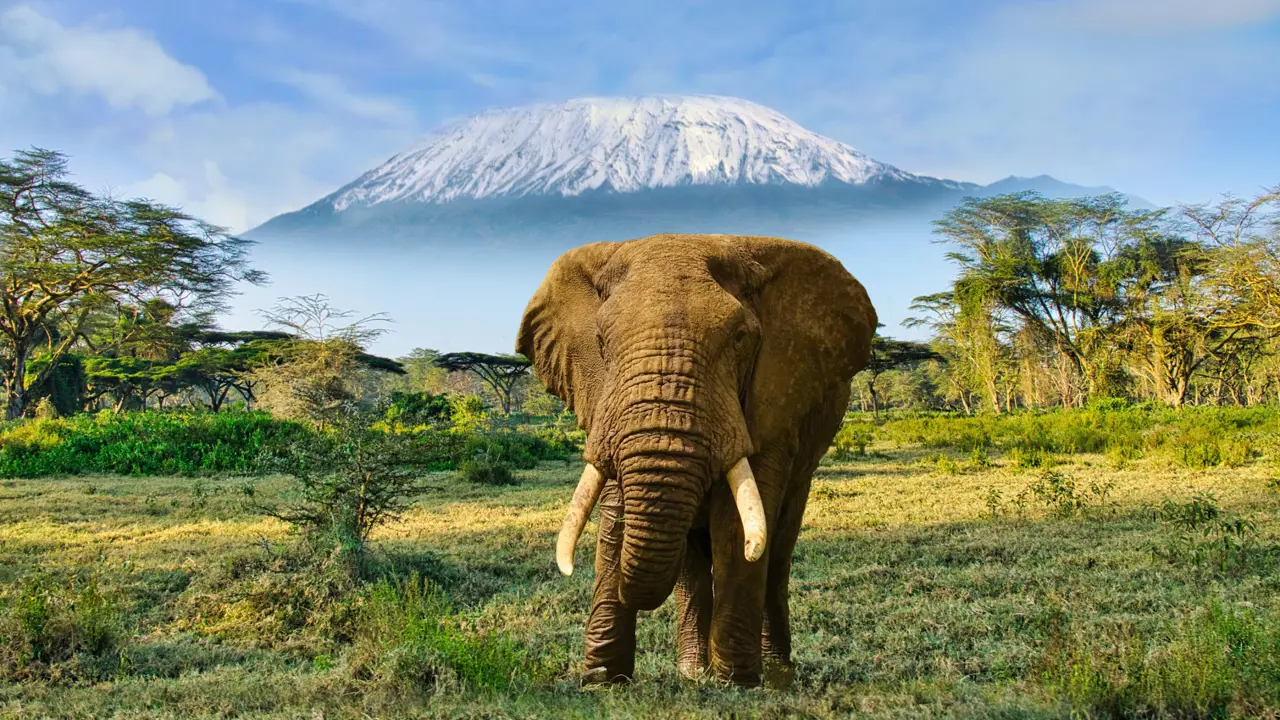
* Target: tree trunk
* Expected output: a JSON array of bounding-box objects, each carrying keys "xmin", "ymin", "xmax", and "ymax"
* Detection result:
[{"xmin": 4, "ymin": 350, "xmax": 28, "ymax": 421}]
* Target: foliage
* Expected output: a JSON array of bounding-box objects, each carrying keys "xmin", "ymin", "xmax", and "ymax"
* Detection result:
[
  {"xmin": 1151, "ymin": 492, "xmax": 1274, "ymax": 574},
  {"xmin": 349, "ymin": 574, "xmax": 554, "ymax": 694},
  {"xmin": 0, "ymin": 409, "xmax": 309, "ymax": 477},
  {"xmin": 1043, "ymin": 600, "xmax": 1280, "ymax": 719},
  {"xmin": 433, "ymin": 352, "xmax": 531, "ymax": 414},
  {"xmin": 458, "ymin": 459, "xmax": 518, "ymax": 486},
  {"xmin": 247, "ymin": 295, "xmax": 404, "ymax": 426},
  {"xmin": 0, "ymin": 572, "xmax": 127, "ymax": 683},
  {"xmin": 378, "ymin": 391, "xmax": 453, "ymax": 431},
  {"xmin": 258, "ymin": 405, "xmax": 435, "ymax": 559},
  {"xmin": 829, "ymin": 420, "xmax": 874, "ymax": 459},
  {"xmin": 0, "ymin": 148, "xmax": 264, "ymax": 419}
]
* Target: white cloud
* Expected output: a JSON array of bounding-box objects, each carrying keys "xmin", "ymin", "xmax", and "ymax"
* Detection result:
[
  {"xmin": 0, "ymin": 5, "xmax": 218, "ymax": 116},
  {"xmin": 121, "ymin": 101, "xmax": 416, "ymax": 233},
  {"xmin": 123, "ymin": 161, "xmax": 250, "ymax": 233},
  {"xmin": 270, "ymin": 68, "xmax": 415, "ymax": 125}
]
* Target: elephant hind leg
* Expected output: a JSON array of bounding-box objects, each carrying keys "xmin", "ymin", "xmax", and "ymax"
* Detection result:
[
  {"xmin": 675, "ymin": 525, "xmax": 713, "ymax": 679},
  {"xmin": 582, "ymin": 478, "xmax": 637, "ymax": 685}
]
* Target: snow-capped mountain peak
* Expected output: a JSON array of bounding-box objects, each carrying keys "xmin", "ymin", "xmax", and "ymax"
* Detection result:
[{"xmin": 324, "ymin": 95, "xmax": 931, "ymax": 210}]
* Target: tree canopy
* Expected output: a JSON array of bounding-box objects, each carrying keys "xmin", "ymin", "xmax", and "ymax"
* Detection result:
[
  {"xmin": 433, "ymin": 352, "xmax": 531, "ymax": 414},
  {"xmin": 0, "ymin": 147, "xmax": 264, "ymax": 418}
]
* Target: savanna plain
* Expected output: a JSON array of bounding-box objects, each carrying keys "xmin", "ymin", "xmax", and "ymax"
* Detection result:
[{"xmin": 1, "ymin": 408, "xmax": 1278, "ymax": 720}]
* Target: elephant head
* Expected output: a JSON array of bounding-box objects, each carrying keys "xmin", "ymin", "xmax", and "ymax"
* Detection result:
[{"xmin": 517, "ymin": 234, "xmax": 875, "ymax": 610}]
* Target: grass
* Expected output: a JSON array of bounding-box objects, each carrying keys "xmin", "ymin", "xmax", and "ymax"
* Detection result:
[{"xmin": 0, "ymin": 429, "xmax": 1278, "ymax": 718}]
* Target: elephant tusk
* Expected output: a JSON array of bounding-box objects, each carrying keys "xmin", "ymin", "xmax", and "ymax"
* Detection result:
[
  {"xmin": 727, "ymin": 457, "xmax": 767, "ymax": 562},
  {"xmin": 556, "ymin": 463, "xmax": 606, "ymax": 576}
]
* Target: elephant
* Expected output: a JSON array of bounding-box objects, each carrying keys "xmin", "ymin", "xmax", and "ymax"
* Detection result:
[{"xmin": 516, "ymin": 233, "xmax": 877, "ymax": 687}]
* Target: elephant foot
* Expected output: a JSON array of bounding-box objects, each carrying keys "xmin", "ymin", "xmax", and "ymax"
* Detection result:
[
  {"xmin": 762, "ymin": 656, "xmax": 796, "ymax": 691},
  {"xmin": 581, "ymin": 666, "xmax": 633, "ymax": 688},
  {"xmin": 677, "ymin": 659, "xmax": 708, "ymax": 681},
  {"xmin": 709, "ymin": 660, "xmax": 762, "ymax": 687}
]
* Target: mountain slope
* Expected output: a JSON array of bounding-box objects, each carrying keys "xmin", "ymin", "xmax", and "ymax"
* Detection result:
[
  {"xmin": 323, "ymin": 95, "xmax": 963, "ymax": 211},
  {"xmin": 249, "ymin": 94, "xmax": 1139, "ymax": 246}
]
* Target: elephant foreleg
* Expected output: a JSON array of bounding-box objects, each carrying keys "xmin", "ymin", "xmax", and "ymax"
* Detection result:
[
  {"xmin": 707, "ymin": 451, "xmax": 788, "ymax": 686},
  {"xmin": 761, "ymin": 477, "xmax": 810, "ymax": 690},
  {"xmin": 675, "ymin": 525, "xmax": 713, "ymax": 679},
  {"xmin": 582, "ymin": 477, "xmax": 637, "ymax": 685}
]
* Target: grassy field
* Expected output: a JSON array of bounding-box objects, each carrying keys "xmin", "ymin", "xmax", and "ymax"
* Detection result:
[{"xmin": 1, "ymin": 435, "xmax": 1278, "ymax": 719}]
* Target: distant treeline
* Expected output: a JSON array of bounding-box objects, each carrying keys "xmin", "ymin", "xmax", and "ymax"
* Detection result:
[{"xmin": 857, "ymin": 186, "xmax": 1280, "ymax": 413}]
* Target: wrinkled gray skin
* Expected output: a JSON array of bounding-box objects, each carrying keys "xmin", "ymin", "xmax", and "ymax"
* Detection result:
[{"xmin": 517, "ymin": 234, "xmax": 876, "ymax": 686}]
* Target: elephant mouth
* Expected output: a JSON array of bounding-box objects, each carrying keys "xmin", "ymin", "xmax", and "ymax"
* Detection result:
[{"xmin": 554, "ymin": 456, "xmax": 768, "ymax": 611}]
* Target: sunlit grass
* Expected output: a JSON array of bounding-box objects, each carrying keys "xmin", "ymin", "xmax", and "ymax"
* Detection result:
[{"xmin": 1, "ymin": 438, "xmax": 1278, "ymax": 718}]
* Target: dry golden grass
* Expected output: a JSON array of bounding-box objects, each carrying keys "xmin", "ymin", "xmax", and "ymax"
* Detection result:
[{"xmin": 1, "ymin": 442, "xmax": 1278, "ymax": 719}]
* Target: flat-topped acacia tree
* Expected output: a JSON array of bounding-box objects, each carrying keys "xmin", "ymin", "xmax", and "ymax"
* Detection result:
[
  {"xmin": 0, "ymin": 147, "xmax": 264, "ymax": 419},
  {"xmin": 433, "ymin": 352, "xmax": 531, "ymax": 414}
]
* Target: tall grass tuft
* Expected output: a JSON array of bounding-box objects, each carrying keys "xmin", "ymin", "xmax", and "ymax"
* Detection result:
[{"xmin": 348, "ymin": 574, "xmax": 553, "ymax": 695}]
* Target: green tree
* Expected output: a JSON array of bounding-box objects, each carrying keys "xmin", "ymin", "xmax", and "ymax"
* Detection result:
[
  {"xmin": 0, "ymin": 148, "xmax": 263, "ymax": 419},
  {"xmin": 932, "ymin": 191, "xmax": 1167, "ymax": 401},
  {"xmin": 247, "ymin": 295, "xmax": 404, "ymax": 426},
  {"xmin": 856, "ymin": 329, "xmax": 942, "ymax": 418},
  {"xmin": 433, "ymin": 352, "xmax": 531, "ymax": 414}
]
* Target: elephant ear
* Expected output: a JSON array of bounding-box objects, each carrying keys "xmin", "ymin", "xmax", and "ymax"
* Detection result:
[
  {"xmin": 516, "ymin": 241, "xmax": 622, "ymax": 430},
  {"xmin": 739, "ymin": 237, "xmax": 877, "ymax": 443}
]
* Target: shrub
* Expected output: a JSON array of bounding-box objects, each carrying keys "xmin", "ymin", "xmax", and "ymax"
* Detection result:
[
  {"xmin": 1220, "ymin": 439, "xmax": 1253, "ymax": 468},
  {"xmin": 0, "ymin": 573, "xmax": 127, "ymax": 683},
  {"xmin": 1043, "ymin": 600, "xmax": 1280, "ymax": 718},
  {"xmin": 260, "ymin": 407, "xmax": 435, "ymax": 561},
  {"xmin": 458, "ymin": 460, "xmax": 517, "ymax": 487},
  {"xmin": 830, "ymin": 422, "xmax": 874, "ymax": 459},
  {"xmin": 1151, "ymin": 492, "xmax": 1273, "ymax": 574},
  {"xmin": 0, "ymin": 410, "xmax": 310, "ymax": 478}
]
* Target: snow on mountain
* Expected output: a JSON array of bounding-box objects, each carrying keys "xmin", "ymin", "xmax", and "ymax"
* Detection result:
[{"xmin": 323, "ymin": 95, "xmax": 950, "ymax": 211}]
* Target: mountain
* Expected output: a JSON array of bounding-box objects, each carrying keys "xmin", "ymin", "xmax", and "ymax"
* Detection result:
[
  {"xmin": 248, "ymin": 94, "xmax": 1140, "ymax": 249},
  {"xmin": 233, "ymin": 95, "xmax": 1145, "ymax": 356}
]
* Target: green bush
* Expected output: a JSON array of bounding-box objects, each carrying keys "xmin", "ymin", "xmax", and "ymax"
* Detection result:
[
  {"xmin": 458, "ymin": 460, "xmax": 517, "ymax": 487},
  {"xmin": 0, "ymin": 410, "xmax": 311, "ymax": 478},
  {"xmin": 875, "ymin": 406, "xmax": 1280, "ymax": 465},
  {"xmin": 0, "ymin": 573, "xmax": 127, "ymax": 683},
  {"xmin": 829, "ymin": 422, "xmax": 874, "ymax": 459},
  {"xmin": 1044, "ymin": 600, "xmax": 1280, "ymax": 718}
]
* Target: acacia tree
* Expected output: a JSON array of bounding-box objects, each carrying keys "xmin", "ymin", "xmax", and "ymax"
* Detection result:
[
  {"xmin": 433, "ymin": 352, "xmax": 531, "ymax": 414},
  {"xmin": 932, "ymin": 191, "xmax": 1174, "ymax": 401},
  {"xmin": 247, "ymin": 295, "xmax": 404, "ymax": 425},
  {"xmin": 855, "ymin": 329, "xmax": 942, "ymax": 418},
  {"xmin": 0, "ymin": 148, "xmax": 264, "ymax": 419}
]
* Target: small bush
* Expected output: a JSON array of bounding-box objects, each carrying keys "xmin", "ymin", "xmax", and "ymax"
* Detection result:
[
  {"xmin": 1220, "ymin": 439, "xmax": 1253, "ymax": 468},
  {"xmin": 0, "ymin": 573, "xmax": 127, "ymax": 683},
  {"xmin": 459, "ymin": 460, "xmax": 517, "ymax": 487},
  {"xmin": 1151, "ymin": 492, "xmax": 1273, "ymax": 574},
  {"xmin": 1105, "ymin": 440, "xmax": 1142, "ymax": 470},
  {"xmin": 830, "ymin": 422, "xmax": 874, "ymax": 459},
  {"xmin": 934, "ymin": 453, "xmax": 961, "ymax": 476},
  {"xmin": 259, "ymin": 407, "xmax": 434, "ymax": 562}
]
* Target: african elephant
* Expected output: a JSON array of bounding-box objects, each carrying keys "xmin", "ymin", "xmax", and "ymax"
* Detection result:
[{"xmin": 516, "ymin": 233, "xmax": 876, "ymax": 686}]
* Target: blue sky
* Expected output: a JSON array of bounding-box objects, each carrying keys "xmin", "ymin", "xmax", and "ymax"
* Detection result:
[
  {"xmin": 3, "ymin": 0, "xmax": 1279, "ymax": 235},
  {"xmin": 2, "ymin": 0, "xmax": 1279, "ymax": 353}
]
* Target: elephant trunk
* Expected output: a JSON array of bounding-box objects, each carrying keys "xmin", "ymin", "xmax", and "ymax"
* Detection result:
[{"xmin": 615, "ymin": 434, "xmax": 705, "ymax": 611}]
